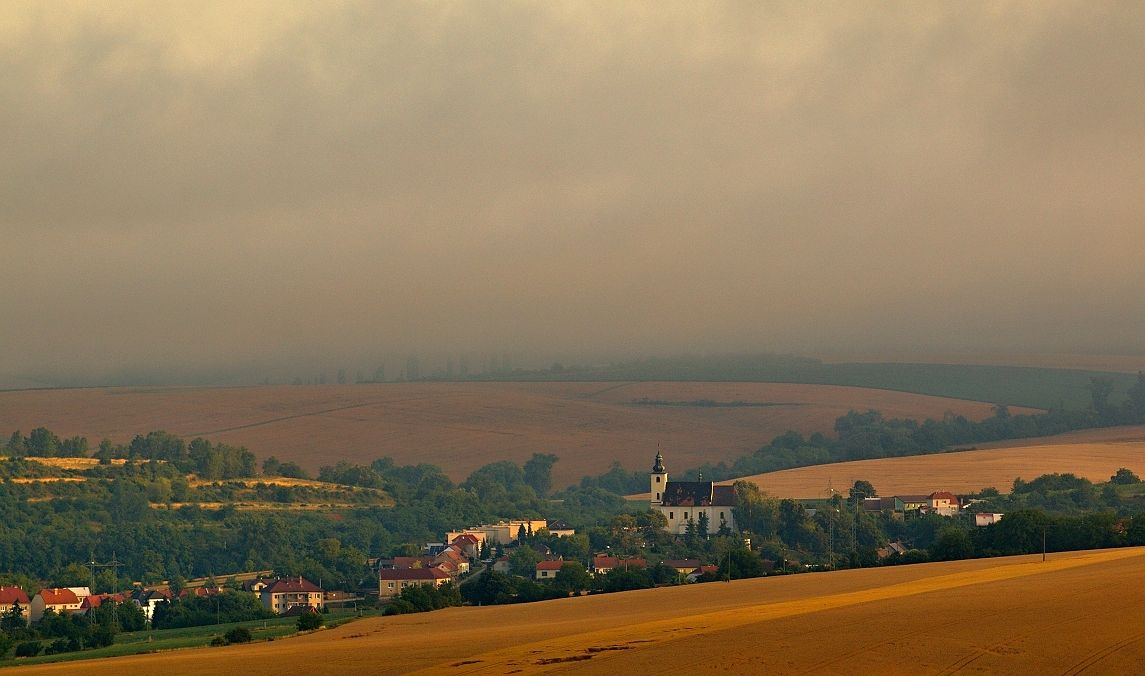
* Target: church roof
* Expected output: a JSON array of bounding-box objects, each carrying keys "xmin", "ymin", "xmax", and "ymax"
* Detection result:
[{"xmin": 661, "ymin": 481, "xmax": 736, "ymax": 507}]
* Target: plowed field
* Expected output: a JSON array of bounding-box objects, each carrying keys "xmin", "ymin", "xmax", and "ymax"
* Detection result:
[
  {"xmin": 18, "ymin": 547, "xmax": 1145, "ymax": 674},
  {"xmin": 0, "ymin": 382, "xmax": 1027, "ymax": 485}
]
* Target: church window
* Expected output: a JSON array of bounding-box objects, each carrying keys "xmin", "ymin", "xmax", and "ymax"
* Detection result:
[
  {"xmin": 656, "ymin": 476, "xmax": 662, "ymax": 483},
  {"xmin": 656, "ymin": 493, "xmax": 660, "ymax": 500},
  {"xmin": 669, "ymin": 512, "xmax": 674, "ymax": 519}
]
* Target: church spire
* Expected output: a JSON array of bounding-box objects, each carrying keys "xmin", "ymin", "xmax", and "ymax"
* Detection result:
[{"xmin": 652, "ymin": 449, "xmax": 665, "ymax": 473}]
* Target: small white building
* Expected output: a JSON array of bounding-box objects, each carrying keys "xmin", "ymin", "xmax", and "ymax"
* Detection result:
[{"xmin": 975, "ymin": 512, "xmax": 1005, "ymax": 527}]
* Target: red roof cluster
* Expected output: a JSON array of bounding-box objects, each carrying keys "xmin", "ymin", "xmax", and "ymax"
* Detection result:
[
  {"xmin": 263, "ymin": 577, "xmax": 323, "ymax": 594},
  {"xmin": 378, "ymin": 568, "xmax": 451, "ymax": 581},
  {"xmin": 0, "ymin": 586, "xmax": 29, "ymax": 605},
  {"xmin": 37, "ymin": 588, "xmax": 80, "ymax": 606}
]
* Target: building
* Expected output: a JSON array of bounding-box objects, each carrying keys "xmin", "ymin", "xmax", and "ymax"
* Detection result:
[
  {"xmin": 661, "ymin": 559, "xmax": 702, "ymax": 577},
  {"xmin": 975, "ymin": 512, "xmax": 1005, "ymax": 527},
  {"xmin": 378, "ymin": 568, "xmax": 451, "ymax": 600},
  {"xmin": 535, "ymin": 559, "xmax": 565, "ymax": 580},
  {"xmin": 259, "ymin": 577, "xmax": 324, "ymax": 615},
  {"xmin": 30, "ymin": 587, "xmax": 87, "ymax": 623},
  {"xmin": 592, "ymin": 556, "xmax": 647, "ymax": 575},
  {"xmin": 132, "ymin": 589, "xmax": 172, "ymax": 621},
  {"xmin": 446, "ymin": 519, "xmax": 549, "ymax": 547},
  {"xmin": 0, "ymin": 586, "xmax": 29, "ymax": 609},
  {"xmin": 650, "ymin": 451, "xmax": 737, "ymax": 534}
]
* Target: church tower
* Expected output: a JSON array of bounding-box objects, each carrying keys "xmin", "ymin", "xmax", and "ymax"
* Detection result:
[{"xmin": 650, "ymin": 450, "xmax": 667, "ymax": 506}]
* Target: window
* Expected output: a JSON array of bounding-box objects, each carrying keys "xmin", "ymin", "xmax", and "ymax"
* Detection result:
[
  {"xmin": 720, "ymin": 512, "xmax": 725, "ymax": 519},
  {"xmin": 656, "ymin": 476, "xmax": 662, "ymax": 483},
  {"xmin": 669, "ymin": 511, "xmax": 674, "ymax": 519},
  {"xmin": 685, "ymin": 512, "xmax": 689, "ymax": 519},
  {"xmin": 655, "ymin": 492, "xmax": 660, "ymax": 500}
]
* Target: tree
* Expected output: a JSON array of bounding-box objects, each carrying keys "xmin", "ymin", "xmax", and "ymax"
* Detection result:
[
  {"xmin": 697, "ymin": 512, "xmax": 710, "ymax": 539},
  {"xmin": 1111, "ymin": 468, "xmax": 1141, "ymax": 485},
  {"xmin": 1126, "ymin": 372, "xmax": 1145, "ymax": 421},
  {"xmin": 930, "ymin": 527, "xmax": 974, "ymax": 561},
  {"xmin": 718, "ymin": 548, "xmax": 764, "ymax": 580},
  {"xmin": 523, "ymin": 453, "xmax": 559, "ymax": 498},
  {"xmin": 553, "ymin": 561, "xmax": 592, "ymax": 594},
  {"xmin": 297, "ymin": 609, "xmax": 322, "ymax": 631},
  {"xmin": 1089, "ymin": 377, "xmax": 1116, "ymax": 422},
  {"xmin": 848, "ymin": 480, "xmax": 877, "ymax": 503},
  {"xmin": 508, "ymin": 546, "xmax": 541, "ymax": 578},
  {"xmin": 6, "ymin": 430, "xmax": 24, "ymax": 457},
  {"xmin": 462, "ymin": 569, "xmax": 514, "ymax": 605},
  {"xmin": 224, "ymin": 626, "xmax": 253, "ymax": 643},
  {"xmin": 733, "ymin": 481, "xmax": 779, "ymax": 538}
]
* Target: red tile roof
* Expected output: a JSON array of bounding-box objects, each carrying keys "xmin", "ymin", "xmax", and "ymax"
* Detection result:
[
  {"xmin": 536, "ymin": 560, "xmax": 565, "ymax": 571},
  {"xmin": 0, "ymin": 586, "xmax": 29, "ymax": 605},
  {"xmin": 37, "ymin": 588, "xmax": 80, "ymax": 606},
  {"xmin": 451, "ymin": 533, "xmax": 480, "ymax": 545},
  {"xmin": 262, "ymin": 578, "xmax": 323, "ymax": 594},
  {"xmin": 930, "ymin": 491, "xmax": 959, "ymax": 503},
  {"xmin": 80, "ymin": 593, "xmax": 126, "ymax": 610}
]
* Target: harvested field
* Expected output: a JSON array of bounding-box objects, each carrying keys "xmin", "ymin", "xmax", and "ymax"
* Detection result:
[
  {"xmin": 18, "ymin": 547, "xmax": 1145, "ymax": 674},
  {"xmin": 739, "ymin": 436, "xmax": 1145, "ymax": 499},
  {"xmin": 0, "ymin": 382, "xmax": 1030, "ymax": 485}
]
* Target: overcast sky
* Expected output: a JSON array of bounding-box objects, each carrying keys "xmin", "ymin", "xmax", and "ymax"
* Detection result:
[{"xmin": 2, "ymin": 1, "xmax": 1143, "ymax": 384}]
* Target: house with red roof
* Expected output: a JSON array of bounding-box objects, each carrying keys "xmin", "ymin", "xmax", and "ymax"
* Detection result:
[
  {"xmin": 30, "ymin": 587, "xmax": 86, "ymax": 623},
  {"xmin": 535, "ymin": 558, "xmax": 565, "ymax": 580},
  {"xmin": 80, "ymin": 593, "xmax": 127, "ymax": 615},
  {"xmin": 259, "ymin": 577, "xmax": 324, "ymax": 615},
  {"xmin": 0, "ymin": 586, "xmax": 29, "ymax": 608},
  {"xmin": 592, "ymin": 556, "xmax": 647, "ymax": 576},
  {"xmin": 378, "ymin": 568, "xmax": 451, "ymax": 600}
]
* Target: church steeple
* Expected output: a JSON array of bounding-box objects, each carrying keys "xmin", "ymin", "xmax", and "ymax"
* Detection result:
[{"xmin": 650, "ymin": 448, "xmax": 667, "ymax": 507}]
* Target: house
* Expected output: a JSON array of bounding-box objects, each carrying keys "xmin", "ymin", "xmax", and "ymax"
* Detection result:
[
  {"xmin": 80, "ymin": 593, "xmax": 126, "ymax": 616},
  {"xmin": 0, "ymin": 586, "xmax": 29, "ymax": 609},
  {"xmin": 660, "ymin": 559, "xmax": 701, "ymax": 577},
  {"xmin": 446, "ymin": 519, "xmax": 549, "ymax": 546},
  {"xmin": 686, "ymin": 564, "xmax": 721, "ymax": 582},
  {"xmin": 259, "ymin": 577, "xmax": 324, "ymax": 615},
  {"xmin": 650, "ymin": 451, "xmax": 737, "ymax": 534},
  {"xmin": 132, "ymin": 589, "xmax": 172, "ymax": 621},
  {"xmin": 862, "ymin": 496, "xmax": 900, "ymax": 512},
  {"xmin": 592, "ymin": 556, "xmax": 647, "ymax": 576},
  {"xmin": 492, "ymin": 556, "xmax": 511, "ymax": 574},
  {"xmin": 546, "ymin": 520, "xmax": 576, "ymax": 538},
  {"xmin": 378, "ymin": 568, "xmax": 451, "ymax": 600},
  {"xmin": 929, "ymin": 491, "xmax": 960, "ymax": 513},
  {"xmin": 975, "ymin": 512, "xmax": 1005, "ymax": 527},
  {"xmin": 450, "ymin": 533, "xmax": 481, "ymax": 558},
  {"xmin": 30, "ymin": 587, "xmax": 87, "ymax": 623},
  {"xmin": 897, "ymin": 495, "xmax": 931, "ymax": 512},
  {"xmin": 877, "ymin": 542, "xmax": 908, "ymax": 559},
  {"xmin": 0, "ymin": 586, "xmax": 29, "ymax": 624},
  {"xmin": 535, "ymin": 559, "xmax": 565, "ymax": 580}
]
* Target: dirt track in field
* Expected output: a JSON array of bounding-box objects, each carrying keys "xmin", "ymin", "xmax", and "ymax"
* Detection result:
[
  {"xmin": 18, "ymin": 548, "xmax": 1145, "ymax": 675},
  {"xmin": 0, "ymin": 382, "xmax": 1027, "ymax": 484}
]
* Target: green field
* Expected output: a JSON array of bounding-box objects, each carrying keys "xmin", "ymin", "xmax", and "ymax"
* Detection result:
[{"xmin": 1, "ymin": 610, "xmax": 369, "ymax": 668}]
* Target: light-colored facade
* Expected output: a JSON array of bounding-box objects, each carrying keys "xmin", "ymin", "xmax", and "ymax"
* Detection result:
[
  {"xmin": 650, "ymin": 452, "xmax": 736, "ymax": 535},
  {"xmin": 259, "ymin": 577, "xmax": 324, "ymax": 614},
  {"xmin": 30, "ymin": 588, "xmax": 87, "ymax": 623},
  {"xmin": 378, "ymin": 568, "xmax": 451, "ymax": 600}
]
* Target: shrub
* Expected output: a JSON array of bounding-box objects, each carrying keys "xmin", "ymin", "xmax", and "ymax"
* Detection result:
[
  {"xmin": 210, "ymin": 636, "xmax": 228, "ymax": 647},
  {"xmin": 224, "ymin": 627, "xmax": 252, "ymax": 644},
  {"xmin": 296, "ymin": 611, "xmax": 322, "ymax": 631},
  {"xmin": 15, "ymin": 641, "xmax": 41, "ymax": 658}
]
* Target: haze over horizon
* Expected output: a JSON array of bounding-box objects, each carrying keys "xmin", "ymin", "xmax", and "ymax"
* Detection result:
[{"xmin": 3, "ymin": 2, "xmax": 1143, "ymax": 386}]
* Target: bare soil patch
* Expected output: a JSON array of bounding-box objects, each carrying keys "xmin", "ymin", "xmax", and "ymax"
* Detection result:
[{"xmin": 0, "ymin": 382, "xmax": 1033, "ymax": 485}]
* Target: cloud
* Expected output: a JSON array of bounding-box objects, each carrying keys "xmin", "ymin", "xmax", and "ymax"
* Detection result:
[{"xmin": 2, "ymin": 1, "xmax": 1143, "ymax": 382}]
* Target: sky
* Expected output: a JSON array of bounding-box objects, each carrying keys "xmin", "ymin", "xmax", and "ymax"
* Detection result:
[{"xmin": 2, "ymin": 1, "xmax": 1143, "ymax": 385}]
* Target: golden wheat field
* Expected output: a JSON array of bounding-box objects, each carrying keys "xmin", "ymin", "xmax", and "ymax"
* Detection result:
[
  {"xmin": 739, "ymin": 434, "xmax": 1145, "ymax": 498},
  {"xmin": 18, "ymin": 548, "xmax": 1145, "ymax": 675},
  {"xmin": 0, "ymin": 382, "xmax": 1025, "ymax": 484}
]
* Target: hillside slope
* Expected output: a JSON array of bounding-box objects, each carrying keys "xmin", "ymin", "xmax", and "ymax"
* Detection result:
[
  {"xmin": 18, "ymin": 548, "xmax": 1145, "ymax": 674},
  {"xmin": 0, "ymin": 382, "xmax": 1027, "ymax": 484}
]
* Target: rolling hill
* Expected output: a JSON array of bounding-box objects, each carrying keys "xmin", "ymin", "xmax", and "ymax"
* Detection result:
[
  {"xmin": 0, "ymin": 382, "xmax": 1031, "ymax": 485},
  {"xmin": 17, "ymin": 547, "xmax": 1145, "ymax": 674}
]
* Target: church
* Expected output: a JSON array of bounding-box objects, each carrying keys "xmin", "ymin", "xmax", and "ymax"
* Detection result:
[{"xmin": 649, "ymin": 450, "xmax": 737, "ymax": 534}]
